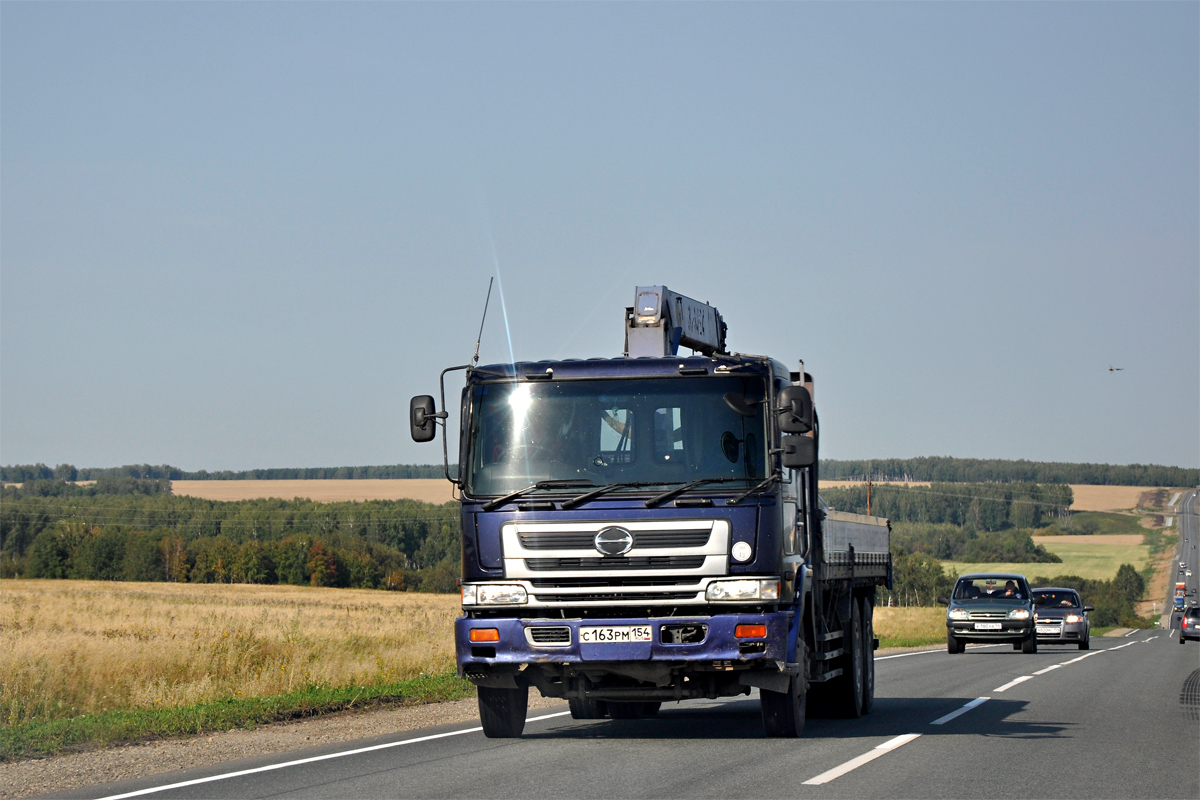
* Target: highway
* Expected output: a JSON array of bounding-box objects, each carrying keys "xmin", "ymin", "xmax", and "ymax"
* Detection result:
[
  {"xmin": 62, "ymin": 625, "xmax": 1199, "ymax": 800},
  {"xmin": 1169, "ymin": 489, "xmax": 1199, "ymax": 630}
]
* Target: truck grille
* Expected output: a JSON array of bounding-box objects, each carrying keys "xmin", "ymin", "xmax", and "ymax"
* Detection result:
[
  {"xmin": 526, "ymin": 626, "xmax": 572, "ymax": 646},
  {"xmin": 501, "ymin": 519, "xmax": 729, "ymax": 607},
  {"xmin": 518, "ymin": 529, "xmax": 710, "ymax": 550},
  {"xmin": 525, "ymin": 556, "xmax": 706, "ymax": 571}
]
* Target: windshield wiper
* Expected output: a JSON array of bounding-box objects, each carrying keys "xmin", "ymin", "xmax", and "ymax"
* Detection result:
[
  {"xmin": 644, "ymin": 477, "xmax": 748, "ymax": 509},
  {"xmin": 724, "ymin": 475, "xmax": 781, "ymax": 506},
  {"xmin": 561, "ymin": 481, "xmax": 666, "ymax": 510},
  {"xmin": 480, "ymin": 479, "xmax": 596, "ymax": 512}
]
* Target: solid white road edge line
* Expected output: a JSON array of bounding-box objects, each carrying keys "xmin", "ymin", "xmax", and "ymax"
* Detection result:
[
  {"xmin": 94, "ymin": 711, "xmax": 573, "ymax": 800},
  {"xmin": 802, "ymin": 733, "xmax": 922, "ymax": 785},
  {"xmin": 874, "ymin": 643, "xmax": 1005, "ymax": 661},
  {"xmin": 994, "ymin": 675, "xmax": 1034, "ymax": 693},
  {"xmin": 930, "ymin": 697, "xmax": 989, "ymax": 725},
  {"xmin": 1125, "ymin": 629, "xmax": 1137, "ymax": 637}
]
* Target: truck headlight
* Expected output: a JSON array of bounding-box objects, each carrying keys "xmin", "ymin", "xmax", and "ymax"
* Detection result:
[
  {"xmin": 462, "ymin": 583, "xmax": 527, "ymax": 606},
  {"xmin": 948, "ymin": 608, "xmax": 968, "ymax": 620},
  {"xmin": 705, "ymin": 579, "xmax": 780, "ymax": 602},
  {"xmin": 1008, "ymin": 609, "xmax": 1031, "ymax": 620}
]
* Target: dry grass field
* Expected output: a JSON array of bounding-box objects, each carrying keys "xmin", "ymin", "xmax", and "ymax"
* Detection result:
[
  {"xmin": 0, "ymin": 581, "xmax": 460, "ymax": 727},
  {"xmin": 872, "ymin": 606, "xmax": 945, "ymax": 646},
  {"xmin": 1067, "ymin": 485, "xmax": 1159, "ymax": 512},
  {"xmin": 169, "ymin": 479, "xmax": 456, "ymax": 504}
]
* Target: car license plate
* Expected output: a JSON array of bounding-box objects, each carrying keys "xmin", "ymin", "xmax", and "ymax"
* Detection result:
[
  {"xmin": 579, "ymin": 625, "xmax": 652, "ymax": 643},
  {"xmin": 974, "ymin": 622, "xmax": 1002, "ymax": 630},
  {"xmin": 1037, "ymin": 625, "xmax": 1060, "ymax": 634}
]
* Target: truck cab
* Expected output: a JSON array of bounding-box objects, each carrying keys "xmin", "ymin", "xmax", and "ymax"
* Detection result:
[{"xmin": 410, "ymin": 286, "xmax": 890, "ymax": 738}]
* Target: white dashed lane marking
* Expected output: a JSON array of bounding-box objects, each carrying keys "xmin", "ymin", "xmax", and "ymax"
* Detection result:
[
  {"xmin": 802, "ymin": 733, "xmax": 923, "ymax": 785},
  {"xmin": 930, "ymin": 697, "xmax": 990, "ymax": 725}
]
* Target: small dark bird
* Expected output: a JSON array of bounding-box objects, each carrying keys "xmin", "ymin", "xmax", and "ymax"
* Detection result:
[{"xmin": 1109, "ymin": 365, "xmax": 1124, "ymax": 372}]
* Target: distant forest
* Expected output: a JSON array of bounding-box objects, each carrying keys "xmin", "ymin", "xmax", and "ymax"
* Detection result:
[
  {"xmin": 3, "ymin": 456, "xmax": 1196, "ymax": 485},
  {"xmin": 820, "ymin": 456, "xmax": 1197, "ymax": 486},
  {"xmin": 0, "ymin": 463, "xmax": 451, "ymax": 482},
  {"xmin": 0, "ymin": 480, "xmax": 459, "ymax": 592}
]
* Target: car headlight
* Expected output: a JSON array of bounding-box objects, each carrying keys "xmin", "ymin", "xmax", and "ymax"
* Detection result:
[
  {"xmin": 705, "ymin": 578, "xmax": 780, "ymax": 602},
  {"xmin": 1064, "ymin": 614, "xmax": 1083, "ymax": 624},
  {"xmin": 462, "ymin": 583, "xmax": 527, "ymax": 606},
  {"xmin": 1008, "ymin": 609, "xmax": 1031, "ymax": 620},
  {"xmin": 948, "ymin": 608, "xmax": 969, "ymax": 620}
]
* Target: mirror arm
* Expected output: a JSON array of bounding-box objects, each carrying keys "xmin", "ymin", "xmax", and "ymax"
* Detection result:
[{"xmin": 438, "ymin": 365, "xmax": 470, "ymax": 486}]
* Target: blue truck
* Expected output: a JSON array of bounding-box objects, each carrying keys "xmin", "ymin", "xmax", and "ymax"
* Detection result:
[{"xmin": 409, "ymin": 286, "xmax": 892, "ymax": 737}]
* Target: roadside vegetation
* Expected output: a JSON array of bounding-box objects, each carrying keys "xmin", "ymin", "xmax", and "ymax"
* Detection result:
[{"xmin": 0, "ymin": 581, "xmax": 466, "ymax": 761}]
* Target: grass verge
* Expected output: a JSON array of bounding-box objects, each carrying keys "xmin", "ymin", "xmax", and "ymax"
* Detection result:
[
  {"xmin": 874, "ymin": 606, "xmax": 945, "ymax": 649},
  {"xmin": 0, "ymin": 672, "xmax": 473, "ymax": 763}
]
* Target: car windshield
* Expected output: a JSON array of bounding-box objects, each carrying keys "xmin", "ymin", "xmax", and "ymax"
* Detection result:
[
  {"xmin": 465, "ymin": 376, "xmax": 768, "ymax": 497},
  {"xmin": 1033, "ymin": 590, "xmax": 1080, "ymax": 608},
  {"xmin": 953, "ymin": 577, "xmax": 1029, "ymax": 601}
]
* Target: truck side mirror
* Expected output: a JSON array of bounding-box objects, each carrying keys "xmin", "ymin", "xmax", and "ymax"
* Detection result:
[
  {"xmin": 410, "ymin": 395, "xmax": 438, "ymax": 442},
  {"xmin": 780, "ymin": 434, "xmax": 816, "ymax": 468},
  {"xmin": 777, "ymin": 386, "xmax": 813, "ymax": 433}
]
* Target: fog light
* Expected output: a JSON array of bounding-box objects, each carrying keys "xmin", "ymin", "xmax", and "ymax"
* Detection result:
[
  {"xmin": 735, "ymin": 624, "xmax": 767, "ymax": 639},
  {"xmin": 469, "ymin": 628, "xmax": 500, "ymax": 643}
]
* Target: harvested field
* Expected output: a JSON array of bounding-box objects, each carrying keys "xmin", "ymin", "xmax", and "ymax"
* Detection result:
[
  {"xmin": 170, "ymin": 479, "xmax": 455, "ymax": 504},
  {"xmin": 0, "ymin": 580, "xmax": 459, "ymax": 727},
  {"xmin": 1031, "ymin": 534, "xmax": 1144, "ymax": 546},
  {"xmin": 1067, "ymin": 485, "xmax": 1160, "ymax": 512}
]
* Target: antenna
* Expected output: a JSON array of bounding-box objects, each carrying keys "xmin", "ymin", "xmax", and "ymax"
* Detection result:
[{"xmin": 472, "ymin": 277, "xmax": 494, "ymax": 366}]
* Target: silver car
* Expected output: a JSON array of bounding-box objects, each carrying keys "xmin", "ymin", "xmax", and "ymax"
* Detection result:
[{"xmin": 1032, "ymin": 587, "xmax": 1092, "ymax": 650}]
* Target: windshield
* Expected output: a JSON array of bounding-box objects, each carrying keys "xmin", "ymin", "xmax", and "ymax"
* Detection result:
[
  {"xmin": 953, "ymin": 576, "xmax": 1030, "ymax": 601},
  {"xmin": 1033, "ymin": 590, "xmax": 1080, "ymax": 608},
  {"xmin": 465, "ymin": 376, "xmax": 768, "ymax": 497}
]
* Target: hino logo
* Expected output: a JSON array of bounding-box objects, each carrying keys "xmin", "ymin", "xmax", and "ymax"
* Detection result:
[{"xmin": 594, "ymin": 526, "xmax": 634, "ymax": 556}]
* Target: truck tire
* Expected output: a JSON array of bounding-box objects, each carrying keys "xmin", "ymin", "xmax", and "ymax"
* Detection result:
[
  {"xmin": 761, "ymin": 672, "xmax": 806, "ymax": 737},
  {"xmin": 641, "ymin": 702, "xmax": 662, "ymax": 716},
  {"xmin": 477, "ymin": 685, "xmax": 528, "ymax": 738},
  {"xmin": 859, "ymin": 595, "xmax": 875, "ymax": 715},
  {"xmin": 568, "ymin": 697, "xmax": 608, "ymax": 720},
  {"xmin": 1021, "ymin": 633, "xmax": 1038, "ymax": 654},
  {"xmin": 821, "ymin": 601, "xmax": 865, "ymax": 718}
]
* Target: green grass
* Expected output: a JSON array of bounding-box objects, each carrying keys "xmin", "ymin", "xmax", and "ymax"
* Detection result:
[
  {"xmin": 0, "ymin": 672, "xmax": 473, "ymax": 763},
  {"xmin": 943, "ymin": 537, "xmax": 1150, "ymax": 582},
  {"xmin": 1042, "ymin": 512, "xmax": 1148, "ymax": 537}
]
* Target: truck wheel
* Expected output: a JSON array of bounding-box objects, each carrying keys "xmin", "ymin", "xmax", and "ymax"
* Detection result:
[
  {"xmin": 859, "ymin": 596, "xmax": 875, "ymax": 715},
  {"xmin": 1021, "ymin": 633, "xmax": 1038, "ymax": 655},
  {"xmin": 828, "ymin": 600, "xmax": 865, "ymax": 718},
  {"xmin": 477, "ymin": 685, "xmax": 528, "ymax": 738},
  {"xmin": 641, "ymin": 702, "xmax": 662, "ymax": 716},
  {"xmin": 568, "ymin": 697, "xmax": 608, "ymax": 720},
  {"xmin": 761, "ymin": 672, "xmax": 806, "ymax": 737},
  {"xmin": 607, "ymin": 702, "xmax": 644, "ymax": 719}
]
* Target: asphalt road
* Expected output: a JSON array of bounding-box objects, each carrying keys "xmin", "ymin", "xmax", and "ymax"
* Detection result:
[
  {"xmin": 1168, "ymin": 489, "xmax": 1199, "ymax": 630},
  {"xmin": 61, "ymin": 626, "xmax": 1200, "ymax": 800}
]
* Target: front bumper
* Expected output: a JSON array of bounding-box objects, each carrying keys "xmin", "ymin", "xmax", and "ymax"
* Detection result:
[
  {"xmin": 456, "ymin": 612, "xmax": 790, "ymax": 672},
  {"xmin": 1034, "ymin": 617, "xmax": 1088, "ymax": 643},
  {"xmin": 947, "ymin": 620, "xmax": 1033, "ymax": 641}
]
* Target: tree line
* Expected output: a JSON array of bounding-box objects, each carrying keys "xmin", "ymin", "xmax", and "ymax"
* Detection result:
[
  {"xmin": 0, "ymin": 463, "xmax": 452, "ymax": 482},
  {"xmin": 821, "ymin": 482, "xmax": 1074, "ymax": 531},
  {"xmin": 821, "ymin": 456, "xmax": 1197, "ymax": 487},
  {"xmin": 0, "ymin": 483, "xmax": 460, "ymax": 592}
]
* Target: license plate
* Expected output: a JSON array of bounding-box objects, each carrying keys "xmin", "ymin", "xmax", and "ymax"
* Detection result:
[
  {"xmin": 974, "ymin": 622, "xmax": 1002, "ymax": 630},
  {"xmin": 579, "ymin": 625, "xmax": 653, "ymax": 643},
  {"xmin": 1037, "ymin": 625, "xmax": 1060, "ymax": 634}
]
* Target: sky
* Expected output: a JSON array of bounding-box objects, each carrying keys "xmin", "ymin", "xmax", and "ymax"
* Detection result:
[{"xmin": 2, "ymin": 2, "xmax": 1197, "ymax": 472}]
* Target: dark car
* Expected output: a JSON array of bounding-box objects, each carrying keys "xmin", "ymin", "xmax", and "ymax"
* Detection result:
[
  {"xmin": 939, "ymin": 573, "xmax": 1037, "ymax": 654},
  {"xmin": 1180, "ymin": 606, "xmax": 1200, "ymax": 644},
  {"xmin": 1032, "ymin": 587, "xmax": 1093, "ymax": 650}
]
